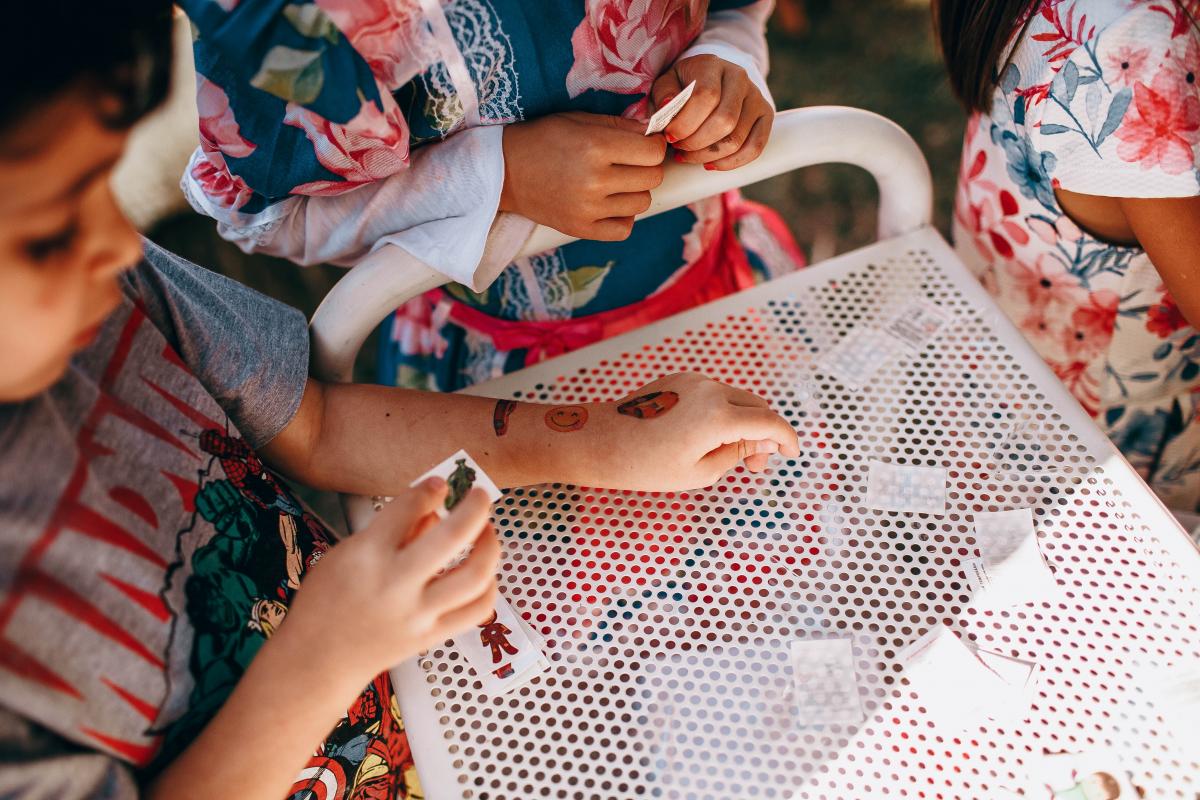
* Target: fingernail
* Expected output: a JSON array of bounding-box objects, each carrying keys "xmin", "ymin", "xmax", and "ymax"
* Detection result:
[
  {"xmin": 755, "ymin": 440, "xmax": 781, "ymax": 454},
  {"xmin": 665, "ymin": 133, "xmax": 677, "ymax": 143},
  {"xmin": 704, "ymin": 163, "xmax": 716, "ymax": 171},
  {"xmin": 422, "ymin": 476, "xmax": 447, "ymax": 490},
  {"xmin": 673, "ymin": 152, "xmax": 686, "ymax": 163}
]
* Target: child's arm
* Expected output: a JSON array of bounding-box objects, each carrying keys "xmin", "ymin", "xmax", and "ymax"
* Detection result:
[
  {"xmin": 148, "ymin": 481, "xmax": 497, "ymax": 800},
  {"xmin": 261, "ymin": 371, "xmax": 800, "ymax": 496},
  {"xmin": 1118, "ymin": 196, "xmax": 1200, "ymax": 327}
]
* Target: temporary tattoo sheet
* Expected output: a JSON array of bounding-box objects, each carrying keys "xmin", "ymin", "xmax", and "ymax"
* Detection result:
[
  {"xmin": 410, "ymin": 449, "xmax": 502, "ymax": 516},
  {"xmin": 645, "ymin": 80, "xmax": 696, "ymax": 135},
  {"xmin": 544, "ymin": 405, "xmax": 588, "ymax": 432},
  {"xmin": 881, "ymin": 300, "xmax": 950, "ymax": 352},
  {"xmin": 616, "ymin": 390, "xmax": 679, "ymax": 419},
  {"xmin": 898, "ymin": 625, "xmax": 1010, "ymax": 728},
  {"xmin": 863, "ymin": 460, "xmax": 947, "ymax": 514},
  {"xmin": 975, "ymin": 649, "xmax": 1040, "ymax": 724},
  {"xmin": 789, "ymin": 638, "xmax": 864, "ymax": 726},
  {"xmin": 962, "ymin": 508, "xmax": 1058, "ymax": 608},
  {"xmin": 452, "ymin": 596, "xmax": 548, "ymax": 696},
  {"xmin": 817, "ymin": 327, "xmax": 904, "ymax": 389}
]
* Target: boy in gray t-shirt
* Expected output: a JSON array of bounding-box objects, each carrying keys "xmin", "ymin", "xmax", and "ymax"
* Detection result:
[{"xmin": 0, "ymin": 5, "xmax": 799, "ymax": 799}]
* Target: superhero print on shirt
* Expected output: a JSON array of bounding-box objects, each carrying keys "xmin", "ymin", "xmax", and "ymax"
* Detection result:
[{"xmin": 152, "ymin": 429, "xmax": 421, "ymax": 798}]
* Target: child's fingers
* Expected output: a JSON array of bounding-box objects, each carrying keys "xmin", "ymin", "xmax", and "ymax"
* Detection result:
[
  {"xmin": 719, "ymin": 382, "xmax": 770, "ymax": 409},
  {"xmin": 649, "ymin": 69, "xmax": 684, "ymax": 114},
  {"xmin": 433, "ymin": 582, "xmax": 499, "ymax": 638},
  {"xmin": 698, "ymin": 439, "xmax": 780, "ymax": 477},
  {"xmin": 707, "ymin": 113, "xmax": 773, "ymax": 172},
  {"xmin": 423, "ymin": 523, "xmax": 501, "ymax": 612},
  {"xmin": 371, "ymin": 477, "xmax": 448, "ymax": 548},
  {"xmin": 403, "ymin": 487, "xmax": 492, "ymax": 577},
  {"xmin": 609, "ymin": 163, "xmax": 666, "ymax": 192},
  {"xmin": 673, "ymin": 76, "xmax": 747, "ymax": 153},
  {"xmin": 663, "ymin": 77, "xmax": 720, "ymax": 143},
  {"xmin": 722, "ymin": 406, "xmax": 801, "ymax": 458},
  {"xmin": 588, "ymin": 217, "xmax": 637, "ymax": 241},
  {"xmin": 604, "ymin": 191, "xmax": 654, "ymax": 218},
  {"xmin": 743, "ymin": 453, "xmax": 772, "ymax": 473}
]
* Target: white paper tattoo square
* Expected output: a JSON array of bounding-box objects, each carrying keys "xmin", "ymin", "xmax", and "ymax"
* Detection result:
[
  {"xmin": 863, "ymin": 460, "xmax": 947, "ymax": 514},
  {"xmin": 882, "ymin": 300, "xmax": 950, "ymax": 351},
  {"xmin": 818, "ymin": 328, "xmax": 903, "ymax": 389}
]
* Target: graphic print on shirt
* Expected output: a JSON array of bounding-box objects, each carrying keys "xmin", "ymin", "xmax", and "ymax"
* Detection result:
[{"xmin": 154, "ymin": 430, "xmax": 422, "ymax": 799}]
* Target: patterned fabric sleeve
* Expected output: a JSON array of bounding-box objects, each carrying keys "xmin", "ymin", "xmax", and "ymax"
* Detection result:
[
  {"xmin": 1032, "ymin": 2, "xmax": 1200, "ymax": 198},
  {"xmin": 177, "ymin": 0, "xmax": 529, "ymax": 287},
  {"xmin": 680, "ymin": 0, "xmax": 775, "ymax": 108}
]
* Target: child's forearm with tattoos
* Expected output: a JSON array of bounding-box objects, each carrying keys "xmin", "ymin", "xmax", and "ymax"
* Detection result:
[{"xmin": 261, "ymin": 372, "xmax": 800, "ymax": 495}]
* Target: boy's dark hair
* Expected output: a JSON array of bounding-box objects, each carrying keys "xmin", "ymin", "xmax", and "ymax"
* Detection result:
[{"xmin": 0, "ymin": 2, "xmax": 174, "ymax": 138}]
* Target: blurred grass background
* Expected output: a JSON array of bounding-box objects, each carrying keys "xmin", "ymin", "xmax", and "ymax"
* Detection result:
[{"xmin": 141, "ymin": 0, "xmax": 965, "ymax": 379}]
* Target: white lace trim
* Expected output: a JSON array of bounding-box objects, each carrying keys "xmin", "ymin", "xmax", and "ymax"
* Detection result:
[{"xmin": 421, "ymin": 0, "xmax": 524, "ymax": 136}]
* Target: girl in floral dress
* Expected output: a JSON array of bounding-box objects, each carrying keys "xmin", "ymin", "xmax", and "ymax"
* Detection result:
[
  {"xmin": 936, "ymin": 0, "xmax": 1200, "ymax": 518},
  {"xmin": 178, "ymin": 0, "xmax": 802, "ymax": 392}
]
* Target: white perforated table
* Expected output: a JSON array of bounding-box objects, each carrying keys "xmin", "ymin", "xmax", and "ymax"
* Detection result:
[{"xmin": 390, "ymin": 226, "xmax": 1200, "ymax": 800}]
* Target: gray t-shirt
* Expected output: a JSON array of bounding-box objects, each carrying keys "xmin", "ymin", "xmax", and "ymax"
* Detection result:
[{"xmin": 0, "ymin": 243, "xmax": 415, "ymax": 798}]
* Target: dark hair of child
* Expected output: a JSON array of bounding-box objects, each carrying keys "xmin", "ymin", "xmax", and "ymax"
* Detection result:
[
  {"xmin": 0, "ymin": 2, "xmax": 175, "ymax": 141},
  {"xmin": 931, "ymin": 0, "xmax": 1199, "ymax": 112}
]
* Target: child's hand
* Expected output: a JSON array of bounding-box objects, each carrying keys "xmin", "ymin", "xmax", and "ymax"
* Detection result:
[
  {"xmin": 586, "ymin": 372, "xmax": 800, "ymax": 491},
  {"xmin": 500, "ymin": 112, "xmax": 667, "ymax": 241},
  {"xmin": 649, "ymin": 54, "xmax": 774, "ymax": 171},
  {"xmin": 279, "ymin": 479, "xmax": 500, "ymax": 688}
]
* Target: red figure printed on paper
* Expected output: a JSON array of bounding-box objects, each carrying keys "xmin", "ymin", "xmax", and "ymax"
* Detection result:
[{"xmin": 478, "ymin": 610, "xmax": 518, "ymax": 663}]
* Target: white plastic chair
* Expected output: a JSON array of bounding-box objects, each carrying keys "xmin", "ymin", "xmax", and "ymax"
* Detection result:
[{"xmin": 308, "ymin": 106, "xmax": 935, "ymax": 532}]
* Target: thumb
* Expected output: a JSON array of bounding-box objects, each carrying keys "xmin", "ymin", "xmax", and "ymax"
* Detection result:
[
  {"xmin": 368, "ymin": 477, "xmax": 449, "ymax": 549},
  {"xmin": 697, "ymin": 439, "xmax": 780, "ymax": 479}
]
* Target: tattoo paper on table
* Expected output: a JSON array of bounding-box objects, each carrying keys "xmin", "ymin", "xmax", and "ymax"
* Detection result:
[
  {"xmin": 863, "ymin": 460, "xmax": 947, "ymax": 514},
  {"xmin": 645, "ymin": 80, "xmax": 696, "ymax": 135},
  {"xmin": 410, "ymin": 449, "xmax": 502, "ymax": 517},
  {"xmin": 452, "ymin": 596, "xmax": 548, "ymax": 697},
  {"xmin": 897, "ymin": 625, "xmax": 1013, "ymax": 729},
  {"xmin": 817, "ymin": 327, "xmax": 905, "ymax": 389},
  {"xmin": 881, "ymin": 300, "xmax": 950, "ymax": 352},
  {"xmin": 789, "ymin": 637, "xmax": 864, "ymax": 726},
  {"xmin": 962, "ymin": 508, "xmax": 1058, "ymax": 608}
]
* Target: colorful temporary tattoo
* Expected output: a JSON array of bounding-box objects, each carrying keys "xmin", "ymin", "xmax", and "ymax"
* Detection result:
[
  {"xmin": 493, "ymin": 399, "xmax": 517, "ymax": 437},
  {"xmin": 545, "ymin": 405, "xmax": 588, "ymax": 432},
  {"xmin": 616, "ymin": 390, "xmax": 680, "ymax": 419}
]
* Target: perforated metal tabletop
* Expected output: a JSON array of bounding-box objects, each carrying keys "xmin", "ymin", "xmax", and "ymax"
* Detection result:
[{"xmin": 390, "ymin": 226, "xmax": 1200, "ymax": 800}]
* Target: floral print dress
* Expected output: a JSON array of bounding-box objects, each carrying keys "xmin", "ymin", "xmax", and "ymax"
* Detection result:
[
  {"xmin": 179, "ymin": 0, "xmax": 803, "ymax": 392},
  {"xmin": 953, "ymin": 0, "xmax": 1200, "ymax": 513}
]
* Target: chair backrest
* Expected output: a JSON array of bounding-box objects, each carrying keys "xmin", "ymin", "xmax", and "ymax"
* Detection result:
[{"xmin": 310, "ymin": 106, "xmax": 934, "ymax": 386}]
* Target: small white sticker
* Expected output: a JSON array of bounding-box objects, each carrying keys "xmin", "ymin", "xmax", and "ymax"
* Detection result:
[
  {"xmin": 967, "ymin": 509, "xmax": 1058, "ymax": 608},
  {"xmin": 789, "ymin": 638, "xmax": 864, "ymax": 726},
  {"xmin": 863, "ymin": 460, "xmax": 947, "ymax": 514},
  {"xmin": 818, "ymin": 328, "xmax": 905, "ymax": 389},
  {"xmin": 882, "ymin": 300, "xmax": 950, "ymax": 351}
]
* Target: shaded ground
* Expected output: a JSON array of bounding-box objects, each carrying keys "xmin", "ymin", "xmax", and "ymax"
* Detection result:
[{"xmin": 150, "ymin": 0, "xmax": 964, "ymax": 379}]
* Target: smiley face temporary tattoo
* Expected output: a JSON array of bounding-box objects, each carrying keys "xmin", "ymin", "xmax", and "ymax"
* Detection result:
[
  {"xmin": 616, "ymin": 390, "xmax": 680, "ymax": 419},
  {"xmin": 544, "ymin": 405, "xmax": 588, "ymax": 432},
  {"xmin": 493, "ymin": 399, "xmax": 517, "ymax": 437}
]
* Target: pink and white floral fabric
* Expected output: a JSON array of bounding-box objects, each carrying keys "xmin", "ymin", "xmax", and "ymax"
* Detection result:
[{"xmin": 954, "ymin": 0, "xmax": 1200, "ymax": 511}]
